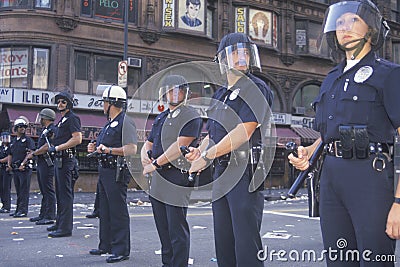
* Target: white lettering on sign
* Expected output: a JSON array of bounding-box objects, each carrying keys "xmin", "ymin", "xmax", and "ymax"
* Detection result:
[{"xmin": 0, "ymin": 50, "xmax": 28, "ymax": 79}]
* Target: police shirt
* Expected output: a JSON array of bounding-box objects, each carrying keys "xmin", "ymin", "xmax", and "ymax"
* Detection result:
[
  {"xmin": 206, "ymin": 73, "xmax": 273, "ymax": 149},
  {"xmin": 53, "ymin": 111, "xmax": 81, "ymax": 146},
  {"xmin": 96, "ymin": 112, "xmax": 137, "ymax": 148},
  {"xmin": 313, "ymin": 51, "xmax": 400, "ymax": 143},
  {"xmin": 9, "ymin": 135, "xmax": 35, "ymax": 164},
  {"xmin": 37, "ymin": 123, "xmax": 57, "ymax": 148},
  {"xmin": 0, "ymin": 144, "xmax": 9, "ymax": 168},
  {"xmin": 148, "ymin": 105, "xmax": 202, "ymax": 159}
]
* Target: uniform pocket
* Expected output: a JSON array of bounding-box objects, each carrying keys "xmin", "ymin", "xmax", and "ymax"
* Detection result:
[{"xmin": 339, "ymin": 86, "xmax": 376, "ymax": 124}]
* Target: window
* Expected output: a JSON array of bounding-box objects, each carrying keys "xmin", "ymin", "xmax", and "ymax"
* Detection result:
[
  {"xmin": 0, "ymin": 0, "xmax": 51, "ymax": 9},
  {"xmin": 35, "ymin": 0, "xmax": 51, "ymax": 9},
  {"xmin": 293, "ymin": 84, "xmax": 320, "ymax": 117},
  {"xmin": 162, "ymin": 0, "xmax": 213, "ymax": 36},
  {"xmin": 234, "ymin": 7, "xmax": 278, "ymax": 48},
  {"xmin": 0, "ymin": 46, "xmax": 49, "ymax": 89},
  {"xmin": 296, "ymin": 20, "xmax": 329, "ymax": 58},
  {"xmin": 74, "ymin": 52, "xmax": 141, "ymax": 95},
  {"xmin": 81, "ymin": 0, "xmax": 136, "ymax": 23},
  {"xmin": 392, "ymin": 0, "xmax": 400, "ymax": 22},
  {"xmin": 392, "ymin": 43, "xmax": 400, "ymax": 64}
]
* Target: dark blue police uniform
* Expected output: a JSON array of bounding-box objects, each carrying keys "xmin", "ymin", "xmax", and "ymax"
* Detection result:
[
  {"xmin": 313, "ymin": 51, "xmax": 400, "ymax": 266},
  {"xmin": 0, "ymin": 143, "xmax": 12, "ymax": 212},
  {"xmin": 206, "ymin": 73, "xmax": 272, "ymax": 267},
  {"xmin": 52, "ymin": 110, "xmax": 81, "ymax": 234},
  {"xmin": 95, "ymin": 111, "xmax": 137, "ymax": 257},
  {"xmin": 9, "ymin": 134, "xmax": 35, "ymax": 216},
  {"xmin": 148, "ymin": 105, "xmax": 202, "ymax": 267},
  {"xmin": 35, "ymin": 124, "xmax": 57, "ymax": 221}
]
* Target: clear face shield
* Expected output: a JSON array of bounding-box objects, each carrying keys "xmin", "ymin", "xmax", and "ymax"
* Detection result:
[
  {"xmin": 322, "ymin": 1, "xmax": 382, "ymax": 47},
  {"xmin": 1, "ymin": 134, "xmax": 11, "ymax": 144},
  {"xmin": 216, "ymin": 43, "xmax": 261, "ymax": 74},
  {"xmin": 159, "ymin": 85, "xmax": 189, "ymax": 107}
]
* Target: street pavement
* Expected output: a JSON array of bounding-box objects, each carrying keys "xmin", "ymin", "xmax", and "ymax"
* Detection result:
[{"xmin": 0, "ymin": 189, "xmax": 398, "ymax": 267}]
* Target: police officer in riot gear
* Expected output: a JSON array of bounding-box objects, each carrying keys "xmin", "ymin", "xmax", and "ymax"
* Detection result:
[
  {"xmin": 0, "ymin": 131, "xmax": 12, "ymax": 213},
  {"xmin": 142, "ymin": 75, "xmax": 202, "ymax": 267},
  {"xmin": 7, "ymin": 116, "xmax": 35, "ymax": 218},
  {"xmin": 25, "ymin": 108, "xmax": 57, "ymax": 225},
  {"xmin": 186, "ymin": 33, "xmax": 273, "ymax": 267},
  {"xmin": 46, "ymin": 89, "xmax": 82, "ymax": 238},
  {"xmin": 289, "ymin": 1, "xmax": 400, "ymax": 266},
  {"xmin": 88, "ymin": 85, "xmax": 137, "ymax": 263}
]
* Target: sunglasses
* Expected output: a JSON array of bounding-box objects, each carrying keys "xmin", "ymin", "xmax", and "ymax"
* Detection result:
[{"xmin": 57, "ymin": 99, "xmax": 68, "ymax": 104}]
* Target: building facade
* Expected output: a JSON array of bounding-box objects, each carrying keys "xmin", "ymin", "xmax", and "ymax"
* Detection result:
[{"xmin": 1, "ymin": 0, "xmax": 399, "ymax": 189}]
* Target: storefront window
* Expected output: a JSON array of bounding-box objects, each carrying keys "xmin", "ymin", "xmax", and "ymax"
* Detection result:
[{"xmin": 0, "ymin": 46, "xmax": 48, "ymax": 89}]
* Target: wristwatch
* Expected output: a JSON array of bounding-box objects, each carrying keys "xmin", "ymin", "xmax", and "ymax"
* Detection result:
[
  {"xmin": 152, "ymin": 159, "xmax": 162, "ymax": 169},
  {"xmin": 394, "ymin": 197, "xmax": 400, "ymax": 204},
  {"xmin": 201, "ymin": 150, "xmax": 212, "ymax": 164}
]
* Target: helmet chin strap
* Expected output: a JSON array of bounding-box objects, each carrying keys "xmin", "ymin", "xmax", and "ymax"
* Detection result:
[{"xmin": 339, "ymin": 31, "xmax": 371, "ymax": 60}]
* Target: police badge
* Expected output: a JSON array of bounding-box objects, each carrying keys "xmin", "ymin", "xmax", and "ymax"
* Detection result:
[
  {"xmin": 229, "ymin": 88, "xmax": 240, "ymax": 101},
  {"xmin": 354, "ymin": 66, "xmax": 373, "ymax": 83}
]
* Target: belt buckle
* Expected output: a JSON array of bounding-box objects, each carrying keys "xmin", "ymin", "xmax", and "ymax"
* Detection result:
[{"xmin": 334, "ymin": 141, "xmax": 342, "ymax": 158}]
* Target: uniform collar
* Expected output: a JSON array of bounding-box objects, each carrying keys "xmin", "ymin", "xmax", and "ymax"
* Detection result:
[{"xmin": 331, "ymin": 50, "xmax": 376, "ymax": 76}]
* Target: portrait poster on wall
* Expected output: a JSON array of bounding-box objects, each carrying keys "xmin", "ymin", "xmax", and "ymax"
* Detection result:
[
  {"xmin": 178, "ymin": 0, "xmax": 205, "ymax": 32},
  {"xmin": 249, "ymin": 9, "xmax": 277, "ymax": 47}
]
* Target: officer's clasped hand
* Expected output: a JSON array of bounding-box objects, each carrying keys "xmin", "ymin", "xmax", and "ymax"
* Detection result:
[
  {"xmin": 184, "ymin": 147, "xmax": 201, "ymax": 162},
  {"xmin": 288, "ymin": 146, "xmax": 309, "ymax": 171},
  {"xmin": 48, "ymin": 146, "xmax": 56, "ymax": 154}
]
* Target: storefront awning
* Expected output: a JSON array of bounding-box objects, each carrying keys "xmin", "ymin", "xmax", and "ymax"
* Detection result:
[
  {"xmin": 275, "ymin": 127, "xmax": 301, "ymax": 147},
  {"xmin": 291, "ymin": 126, "xmax": 320, "ymax": 144}
]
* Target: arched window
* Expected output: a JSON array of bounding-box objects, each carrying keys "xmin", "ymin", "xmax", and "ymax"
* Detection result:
[
  {"xmin": 293, "ymin": 84, "xmax": 320, "ymax": 117},
  {"xmin": 271, "ymin": 88, "xmax": 281, "ymax": 113}
]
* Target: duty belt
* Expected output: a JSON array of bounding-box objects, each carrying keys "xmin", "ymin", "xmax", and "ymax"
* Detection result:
[
  {"xmin": 325, "ymin": 141, "xmax": 391, "ymax": 158},
  {"xmin": 216, "ymin": 150, "xmax": 249, "ymax": 166},
  {"xmin": 98, "ymin": 155, "xmax": 118, "ymax": 169},
  {"xmin": 55, "ymin": 148, "xmax": 76, "ymax": 158}
]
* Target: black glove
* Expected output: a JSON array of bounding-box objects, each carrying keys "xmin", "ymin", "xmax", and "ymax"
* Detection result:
[{"xmin": 48, "ymin": 146, "xmax": 56, "ymax": 154}]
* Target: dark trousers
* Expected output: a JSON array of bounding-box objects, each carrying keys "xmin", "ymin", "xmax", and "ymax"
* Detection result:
[
  {"xmin": 98, "ymin": 167, "xmax": 130, "ymax": 256},
  {"xmin": 212, "ymin": 165, "xmax": 264, "ymax": 267},
  {"xmin": 13, "ymin": 169, "xmax": 32, "ymax": 214},
  {"xmin": 150, "ymin": 196, "xmax": 190, "ymax": 267},
  {"xmin": 320, "ymin": 156, "xmax": 396, "ymax": 267},
  {"xmin": 0, "ymin": 168, "xmax": 12, "ymax": 210},
  {"xmin": 93, "ymin": 182, "xmax": 99, "ymax": 213},
  {"xmin": 54, "ymin": 157, "xmax": 74, "ymax": 234},
  {"xmin": 36, "ymin": 159, "xmax": 56, "ymax": 220}
]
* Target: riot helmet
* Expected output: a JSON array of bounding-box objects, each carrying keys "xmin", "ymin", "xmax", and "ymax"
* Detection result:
[
  {"xmin": 14, "ymin": 116, "xmax": 29, "ymax": 132},
  {"xmin": 158, "ymin": 75, "xmax": 191, "ymax": 107},
  {"xmin": 39, "ymin": 108, "xmax": 56, "ymax": 121},
  {"xmin": 101, "ymin": 85, "xmax": 127, "ymax": 108},
  {"xmin": 322, "ymin": 0, "xmax": 389, "ymax": 58},
  {"xmin": 54, "ymin": 90, "xmax": 74, "ymax": 111},
  {"xmin": 1, "ymin": 131, "xmax": 11, "ymax": 144},
  {"xmin": 215, "ymin": 33, "xmax": 261, "ymax": 74}
]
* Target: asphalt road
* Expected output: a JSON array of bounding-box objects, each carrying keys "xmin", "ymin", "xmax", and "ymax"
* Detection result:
[{"xmin": 0, "ymin": 191, "xmax": 398, "ymax": 267}]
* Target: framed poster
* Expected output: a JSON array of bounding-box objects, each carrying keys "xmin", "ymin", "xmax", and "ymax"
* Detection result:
[
  {"xmin": 249, "ymin": 9, "xmax": 274, "ymax": 45},
  {"xmin": 178, "ymin": 0, "xmax": 205, "ymax": 32}
]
